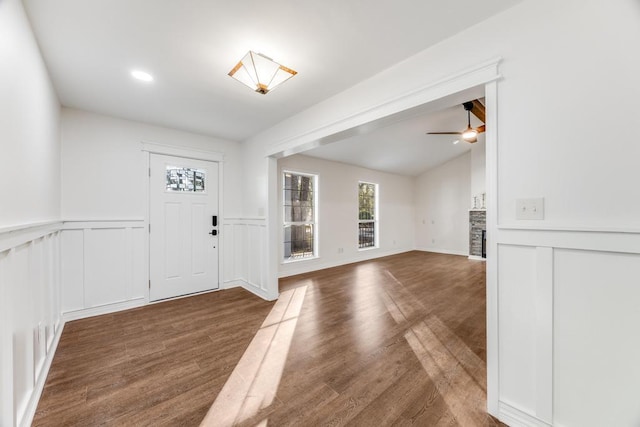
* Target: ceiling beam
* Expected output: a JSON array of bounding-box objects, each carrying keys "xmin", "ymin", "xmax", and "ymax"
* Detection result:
[{"xmin": 470, "ymin": 99, "xmax": 486, "ymax": 123}]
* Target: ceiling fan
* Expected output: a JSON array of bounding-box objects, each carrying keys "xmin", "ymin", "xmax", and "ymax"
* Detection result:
[{"xmin": 427, "ymin": 99, "xmax": 486, "ymax": 143}]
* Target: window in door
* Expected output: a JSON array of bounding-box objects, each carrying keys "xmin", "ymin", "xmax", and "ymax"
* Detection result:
[
  {"xmin": 166, "ymin": 166, "xmax": 206, "ymax": 192},
  {"xmin": 358, "ymin": 181, "xmax": 378, "ymax": 249},
  {"xmin": 283, "ymin": 171, "xmax": 317, "ymax": 261}
]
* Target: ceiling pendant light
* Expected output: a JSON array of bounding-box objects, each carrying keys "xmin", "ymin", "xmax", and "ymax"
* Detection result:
[{"xmin": 228, "ymin": 51, "xmax": 297, "ymax": 94}]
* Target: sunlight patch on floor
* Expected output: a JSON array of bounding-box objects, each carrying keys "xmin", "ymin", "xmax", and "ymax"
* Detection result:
[
  {"xmin": 379, "ymin": 273, "xmax": 488, "ymax": 425},
  {"xmin": 405, "ymin": 321, "xmax": 487, "ymax": 426},
  {"xmin": 200, "ymin": 286, "xmax": 307, "ymax": 427}
]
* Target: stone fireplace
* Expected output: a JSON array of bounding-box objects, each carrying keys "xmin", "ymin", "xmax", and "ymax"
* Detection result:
[{"xmin": 469, "ymin": 209, "xmax": 486, "ymax": 259}]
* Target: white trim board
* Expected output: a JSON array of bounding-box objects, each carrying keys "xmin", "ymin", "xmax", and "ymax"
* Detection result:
[
  {"xmin": 0, "ymin": 223, "xmax": 63, "ymax": 253},
  {"xmin": 266, "ymin": 57, "xmax": 502, "ymax": 158},
  {"xmin": 498, "ymin": 401, "xmax": 552, "ymax": 427},
  {"xmin": 496, "ymin": 228, "xmax": 640, "ymax": 254},
  {"xmin": 0, "ymin": 220, "xmax": 61, "ymax": 235},
  {"xmin": 141, "ymin": 141, "xmax": 225, "ymax": 162},
  {"xmin": 414, "ymin": 247, "xmax": 469, "ymax": 257},
  {"xmin": 62, "ymin": 220, "xmax": 145, "ymax": 230},
  {"xmin": 62, "ymin": 298, "xmax": 147, "ymax": 322},
  {"xmin": 239, "ymin": 280, "xmax": 278, "ymax": 301},
  {"xmin": 278, "ymin": 247, "xmax": 413, "ymax": 278}
]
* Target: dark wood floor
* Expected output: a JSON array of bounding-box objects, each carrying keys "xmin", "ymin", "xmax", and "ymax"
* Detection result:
[{"xmin": 34, "ymin": 251, "xmax": 499, "ymax": 426}]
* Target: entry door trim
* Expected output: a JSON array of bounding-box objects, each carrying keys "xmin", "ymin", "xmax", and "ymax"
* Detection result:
[{"xmin": 142, "ymin": 141, "xmax": 225, "ymax": 303}]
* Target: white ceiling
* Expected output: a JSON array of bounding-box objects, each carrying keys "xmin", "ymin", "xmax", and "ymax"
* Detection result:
[{"xmin": 23, "ymin": 0, "xmax": 519, "ymax": 142}]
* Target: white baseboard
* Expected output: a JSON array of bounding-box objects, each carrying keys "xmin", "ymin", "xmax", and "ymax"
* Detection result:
[
  {"xmin": 241, "ymin": 280, "xmax": 278, "ymax": 301},
  {"xmin": 223, "ymin": 279, "xmax": 277, "ymax": 301},
  {"xmin": 278, "ymin": 247, "xmax": 412, "ymax": 278},
  {"xmin": 21, "ymin": 317, "xmax": 65, "ymax": 427},
  {"xmin": 468, "ymin": 255, "xmax": 487, "ymax": 261},
  {"xmin": 498, "ymin": 401, "xmax": 552, "ymax": 427},
  {"xmin": 415, "ymin": 247, "xmax": 469, "ymax": 257},
  {"xmin": 221, "ymin": 279, "xmax": 243, "ymax": 290},
  {"xmin": 62, "ymin": 298, "xmax": 146, "ymax": 322}
]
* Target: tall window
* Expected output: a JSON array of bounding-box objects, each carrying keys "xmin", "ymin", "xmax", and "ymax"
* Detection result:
[
  {"xmin": 283, "ymin": 171, "xmax": 317, "ymax": 261},
  {"xmin": 358, "ymin": 181, "xmax": 378, "ymax": 249}
]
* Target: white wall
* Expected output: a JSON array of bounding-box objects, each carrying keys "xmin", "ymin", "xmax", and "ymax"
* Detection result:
[
  {"xmin": 245, "ymin": 0, "xmax": 640, "ymax": 229},
  {"xmin": 58, "ymin": 108, "xmax": 247, "ymax": 316},
  {"xmin": 61, "ymin": 108, "xmax": 244, "ymax": 219},
  {"xmin": 414, "ymin": 152, "xmax": 471, "ymax": 256},
  {"xmin": 241, "ymin": 0, "xmax": 640, "ymax": 425},
  {"xmin": 0, "ymin": 0, "xmax": 60, "ymax": 228},
  {"xmin": 0, "ymin": 1, "xmax": 63, "ymax": 426},
  {"xmin": 277, "ymin": 155, "xmax": 414, "ymax": 277}
]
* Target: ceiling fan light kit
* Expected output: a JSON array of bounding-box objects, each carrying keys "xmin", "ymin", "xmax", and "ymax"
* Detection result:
[
  {"xmin": 426, "ymin": 99, "xmax": 486, "ymax": 144},
  {"xmin": 461, "ymin": 101, "xmax": 478, "ymax": 142},
  {"xmin": 462, "ymin": 126, "xmax": 478, "ymax": 141},
  {"xmin": 228, "ymin": 51, "xmax": 297, "ymax": 94}
]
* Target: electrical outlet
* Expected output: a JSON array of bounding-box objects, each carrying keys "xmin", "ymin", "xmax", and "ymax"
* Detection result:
[
  {"xmin": 337, "ymin": 247, "xmax": 344, "ymax": 254},
  {"xmin": 516, "ymin": 198, "xmax": 544, "ymax": 220}
]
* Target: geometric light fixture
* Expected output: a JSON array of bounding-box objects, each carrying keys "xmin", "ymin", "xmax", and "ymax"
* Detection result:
[{"xmin": 228, "ymin": 51, "xmax": 297, "ymax": 94}]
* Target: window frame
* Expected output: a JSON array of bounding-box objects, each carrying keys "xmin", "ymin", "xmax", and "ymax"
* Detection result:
[
  {"xmin": 282, "ymin": 170, "xmax": 319, "ymax": 263},
  {"xmin": 358, "ymin": 181, "xmax": 379, "ymax": 250}
]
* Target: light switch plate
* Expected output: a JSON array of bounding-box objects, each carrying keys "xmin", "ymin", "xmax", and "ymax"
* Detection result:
[{"xmin": 516, "ymin": 198, "xmax": 544, "ymax": 220}]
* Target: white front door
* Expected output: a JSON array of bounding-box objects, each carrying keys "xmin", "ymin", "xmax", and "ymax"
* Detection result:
[{"xmin": 149, "ymin": 153, "xmax": 219, "ymax": 301}]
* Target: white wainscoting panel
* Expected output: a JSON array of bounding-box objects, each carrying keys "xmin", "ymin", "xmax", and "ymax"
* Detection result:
[
  {"xmin": 0, "ymin": 223, "xmax": 63, "ymax": 427},
  {"xmin": 61, "ymin": 229, "xmax": 84, "ymax": 312},
  {"xmin": 12, "ymin": 243, "xmax": 32, "ymax": 425},
  {"xmin": 61, "ymin": 221, "xmax": 146, "ymax": 320},
  {"xmin": 498, "ymin": 244, "xmax": 538, "ymax": 416},
  {"xmin": 223, "ymin": 218, "xmax": 269, "ymax": 299},
  {"xmin": 0, "ymin": 249, "xmax": 12, "ymax": 427},
  {"xmin": 495, "ymin": 228, "xmax": 640, "ymax": 427},
  {"xmin": 553, "ymin": 249, "xmax": 640, "ymax": 427},
  {"xmin": 131, "ymin": 227, "xmax": 146, "ymax": 300},
  {"xmin": 84, "ymin": 228, "xmax": 128, "ymax": 307}
]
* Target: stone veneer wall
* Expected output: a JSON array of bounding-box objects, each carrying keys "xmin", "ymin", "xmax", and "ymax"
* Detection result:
[{"xmin": 469, "ymin": 210, "xmax": 486, "ymax": 257}]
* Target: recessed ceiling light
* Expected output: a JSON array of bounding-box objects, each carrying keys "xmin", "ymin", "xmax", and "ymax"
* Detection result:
[{"xmin": 131, "ymin": 70, "xmax": 154, "ymax": 82}]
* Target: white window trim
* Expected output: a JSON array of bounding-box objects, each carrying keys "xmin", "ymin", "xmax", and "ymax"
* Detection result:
[
  {"xmin": 282, "ymin": 170, "xmax": 319, "ymax": 263},
  {"xmin": 358, "ymin": 181, "xmax": 379, "ymax": 250}
]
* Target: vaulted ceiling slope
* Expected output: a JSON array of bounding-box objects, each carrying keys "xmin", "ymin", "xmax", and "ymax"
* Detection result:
[{"xmin": 23, "ymin": 0, "xmax": 520, "ymax": 142}]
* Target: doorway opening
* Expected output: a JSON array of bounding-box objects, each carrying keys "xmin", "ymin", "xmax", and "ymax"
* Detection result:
[{"xmin": 265, "ymin": 64, "xmax": 500, "ymax": 414}]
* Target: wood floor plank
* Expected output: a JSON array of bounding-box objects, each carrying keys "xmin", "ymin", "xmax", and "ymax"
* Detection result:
[{"xmin": 34, "ymin": 251, "xmax": 503, "ymax": 426}]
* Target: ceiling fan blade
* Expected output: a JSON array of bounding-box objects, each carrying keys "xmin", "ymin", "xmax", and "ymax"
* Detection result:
[
  {"xmin": 476, "ymin": 124, "xmax": 486, "ymax": 134},
  {"xmin": 470, "ymin": 99, "xmax": 486, "ymax": 123},
  {"xmin": 426, "ymin": 131, "xmax": 463, "ymax": 135}
]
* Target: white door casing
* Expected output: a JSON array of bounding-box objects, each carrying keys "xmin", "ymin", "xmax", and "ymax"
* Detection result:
[{"xmin": 149, "ymin": 153, "xmax": 219, "ymax": 301}]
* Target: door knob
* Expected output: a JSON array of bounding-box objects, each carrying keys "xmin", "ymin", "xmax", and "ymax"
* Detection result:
[{"xmin": 209, "ymin": 229, "xmax": 217, "ymax": 236}]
